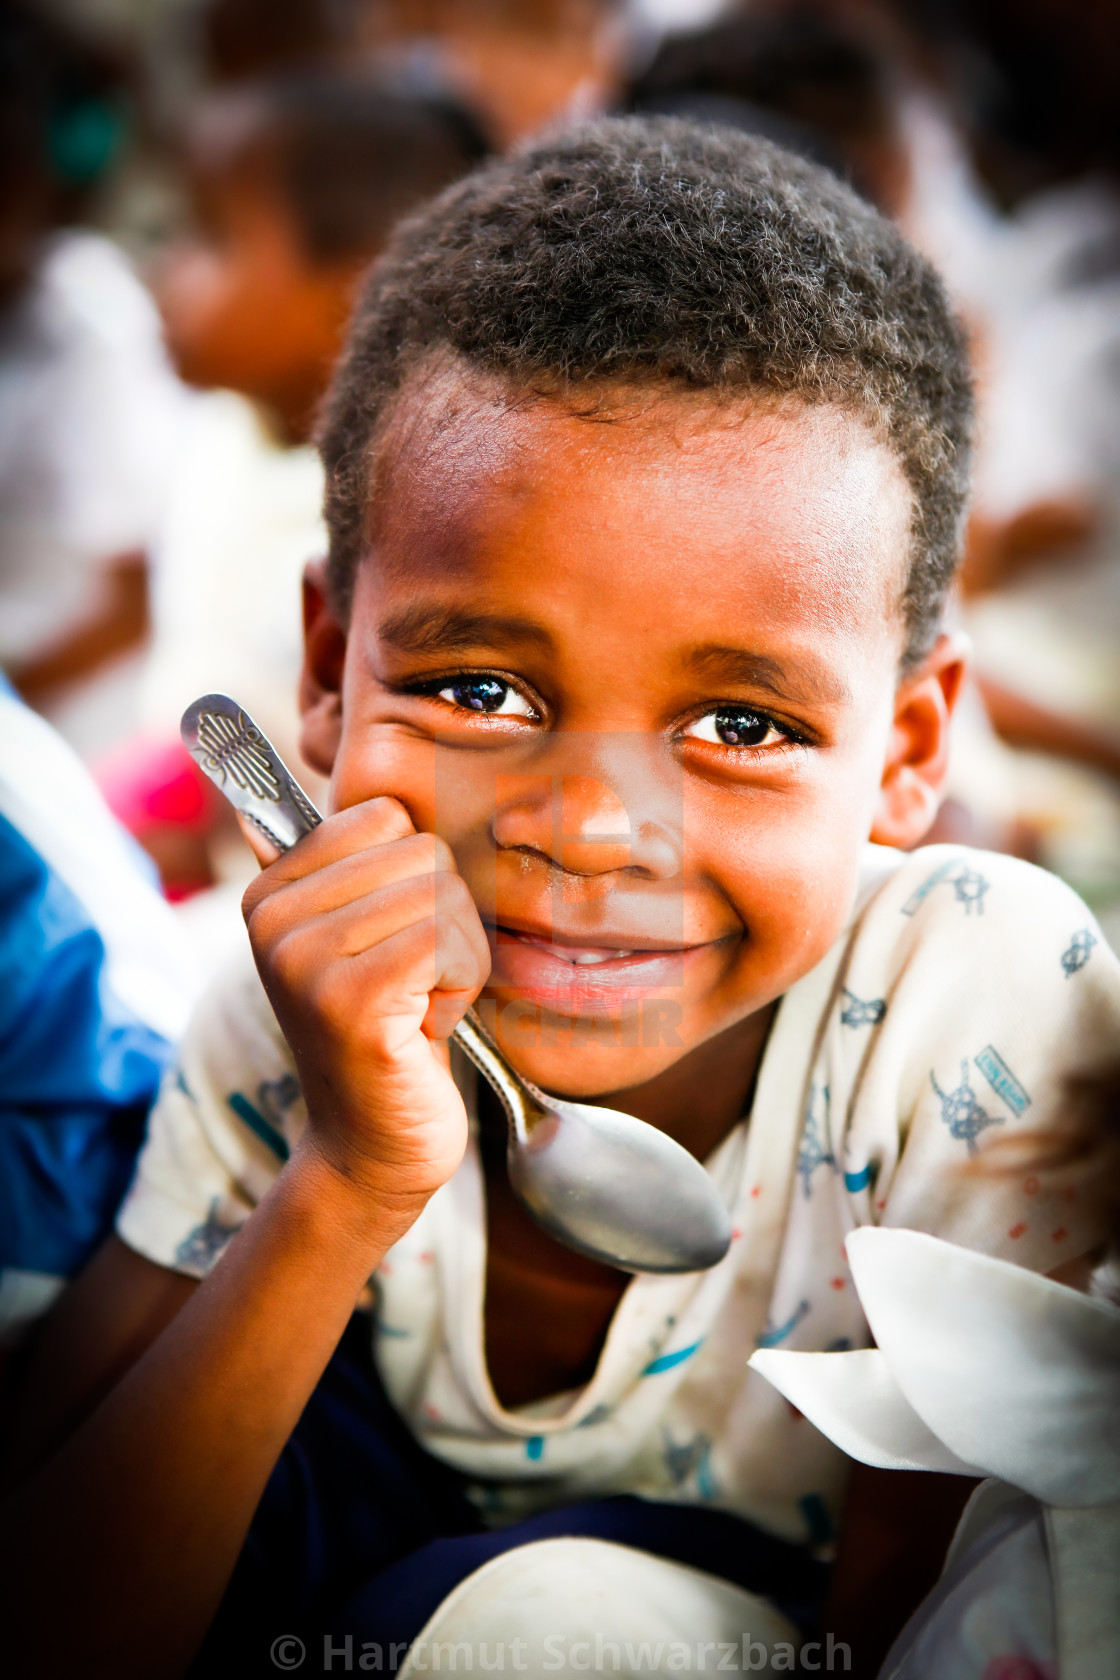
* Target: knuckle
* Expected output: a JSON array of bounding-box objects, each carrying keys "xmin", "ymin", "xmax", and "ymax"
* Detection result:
[
  {"xmin": 268, "ymin": 929, "xmax": 307, "ymax": 992},
  {"xmin": 437, "ymin": 872, "xmax": 479, "ymax": 921},
  {"xmin": 240, "ymin": 872, "xmax": 270, "ymax": 924},
  {"xmin": 388, "ymin": 830, "xmax": 450, "ymax": 882},
  {"xmin": 390, "ymin": 913, "xmax": 440, "ymax": 978},
  {"xmin": 310, "ymin": 967, "xmax": 352, "ymax": 1033},
  {"xmin": 243, "ymin": 885, "xmax": 283, "ymax": 947}
]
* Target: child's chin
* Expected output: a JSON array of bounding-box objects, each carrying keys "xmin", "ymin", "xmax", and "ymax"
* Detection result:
[
  {"xmin": 486, "ymin": 983, "xmax": 665, "ymax": 1018},
  {"xmin": 477, "ymin": 990, "xmax": 694, "ymax": 1093}
]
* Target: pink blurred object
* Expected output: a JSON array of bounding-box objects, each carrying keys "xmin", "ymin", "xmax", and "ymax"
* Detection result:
[
  {"xmin": 96, "ymin": 736, "xmax": 215, "ymax": 835},
  {"xmin": 95, "ymin": 735, "xmax": 220, "ymax": 900},
  {"xmin": 982, "ymin": 1659, "xmax": 1056, "ymax": 1680}
]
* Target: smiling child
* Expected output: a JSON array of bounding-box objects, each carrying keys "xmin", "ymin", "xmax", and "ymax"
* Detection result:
[{"xmin": 7, "ymin": 118, "xmax": 1120, "ymax": 1679}]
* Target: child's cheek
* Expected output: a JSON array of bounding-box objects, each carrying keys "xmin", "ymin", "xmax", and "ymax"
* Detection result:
[{"xmin": 714, "ymin": 785, "xmax": 869, "ymax": 987}]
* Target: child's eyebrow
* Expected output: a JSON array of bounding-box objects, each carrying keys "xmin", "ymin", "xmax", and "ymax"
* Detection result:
[
  {"xmin": 377, "ymin": 605, "xmax": 555, "ymax": 657},
  {"xmin": 684, "ymin": 645, "xmax": 850, "ymax": 707}
]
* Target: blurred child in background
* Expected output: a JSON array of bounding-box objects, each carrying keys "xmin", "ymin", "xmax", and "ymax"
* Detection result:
[
  {"xmin": 198, "ymin": 0, "xmax": 619, "ymax": 149},
  {"xmin": 105, "ymin": 71, "xmax": 487, "ymax": 909},
  {"xmin": 627, "ymin": 1, "xmax": 1120, "ymax": 889},
  {"xmin": 0, "ymin": 2, "xmax": 185, "ymax": 759}
]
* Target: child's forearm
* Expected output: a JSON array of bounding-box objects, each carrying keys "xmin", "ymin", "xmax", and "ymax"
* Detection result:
[
  {"xmin": 9, "ymin": 551, "xmax": 149, "ymax": 705},
  {"xmin": 1, "ymin": 1138, "xmax": 422, "ymax": 1680}
]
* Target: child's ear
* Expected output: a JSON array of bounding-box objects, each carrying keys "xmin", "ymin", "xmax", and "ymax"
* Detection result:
[
  {"xmin": 299, "ymin": 560, "xmax": 347, "ymax": 776},
  {"xmin": 870, "ymin": 632, "xmax": 968, "ymax": 849}
]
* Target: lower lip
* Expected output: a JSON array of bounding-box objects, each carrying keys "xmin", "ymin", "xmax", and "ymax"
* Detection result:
[{"xmin": 486, "ymin": 929, "xmax": 694, "ymax": 1009}]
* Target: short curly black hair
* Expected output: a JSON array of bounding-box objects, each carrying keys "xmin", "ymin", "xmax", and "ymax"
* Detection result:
[{"xmin": 319, "ymin": 116, "xmax": 973, "ymax": 665}]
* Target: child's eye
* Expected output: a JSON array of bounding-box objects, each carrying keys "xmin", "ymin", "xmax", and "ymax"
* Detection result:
[
  {"xmin": 435, "ymin": 677, "xmax": 536, "ymax": 717},
  {"xmin": 682, "ymin": 707, "xmax": 790, "ymax": 749}
]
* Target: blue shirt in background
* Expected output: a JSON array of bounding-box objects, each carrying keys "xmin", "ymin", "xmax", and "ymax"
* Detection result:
[{"xmin": 0, "ymin": 679, "xmax": 197, "ymax": 1339}]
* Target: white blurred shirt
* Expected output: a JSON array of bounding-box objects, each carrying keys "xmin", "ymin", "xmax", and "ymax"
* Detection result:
[
  {"xmin": 141, "ymin": 388, "xmax": 326, "ymax": 786},
  {"xmin": 0, "ymin": 231, "xmax": 185, "ymax": 664}
]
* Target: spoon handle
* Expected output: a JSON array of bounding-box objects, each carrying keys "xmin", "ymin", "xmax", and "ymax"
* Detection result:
[
  {"xmin": 182, "ymin": 694, "xmax": 323, "ymax": 853},
  {"xmin": 448, "ymin": 1010, "xmax": 531, "ymax": 1144}
]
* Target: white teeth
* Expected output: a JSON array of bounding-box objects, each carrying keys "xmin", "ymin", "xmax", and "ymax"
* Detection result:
[{"xmin": 511, "ymin": 934, "xmax": 637, "ymax": 964}]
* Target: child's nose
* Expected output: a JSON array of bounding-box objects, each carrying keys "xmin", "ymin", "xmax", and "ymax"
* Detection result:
[{"xmin": 492, "ymin": 774, "xmax": 679, "ymax": 879}]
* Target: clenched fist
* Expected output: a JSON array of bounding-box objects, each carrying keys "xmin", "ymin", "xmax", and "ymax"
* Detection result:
[{"xmin": 241, "ymin": 797, "xmax": 491, "ymax": 1216}]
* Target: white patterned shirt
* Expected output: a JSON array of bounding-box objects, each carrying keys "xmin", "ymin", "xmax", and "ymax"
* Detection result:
[{"xmin": 117, "ymin": 844, "xmax": 1120, "ymax": 1548}]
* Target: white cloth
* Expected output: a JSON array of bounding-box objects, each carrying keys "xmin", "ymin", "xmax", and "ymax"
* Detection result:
[
  {"xmin": 749, "ymin": 1230, "xmax": 1120, "ymax": 1680},
  {"xmin": 396, "ymin": 1539, "xmax": 804, "ymax": 1680},
  {"xmin": 116, "ymin": 843, "xmax": 1120, "ymax": 1546},
  {"xmin": 0, "ymin": 231, "xmax": 184, "ymax": 664},
  {"xmin": 0, "ymin": 683, "xmax": 199, "ymax": 1049},
  {"xmin": 751, "ymin": 1227, "xmax": 1120, "ymax": 1504}
]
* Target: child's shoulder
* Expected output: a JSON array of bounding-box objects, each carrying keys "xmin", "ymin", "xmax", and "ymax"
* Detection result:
[{"xmin": 854, "ymin": 842, "xmax": 1112, "ymax": 983}]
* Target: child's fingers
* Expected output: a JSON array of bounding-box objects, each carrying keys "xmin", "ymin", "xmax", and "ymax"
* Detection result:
[
  {"xmin": 422, "ymin": 987, "xmax": 480, "ymax": 1042},
  {"xmin": 244, "ymin": 832, "xmax": 457, "ymax": 937},
  {"xmin": 237, "ymin": 812, "xmax": 281, "ymax": 869},
  {"xmin": 265, "ymin": 871, "xmax": 491, "ymax": 993},
  {"xmin": 243, "ymin": 798, "xmax": 415, "ymax": 909},
  {"xmin": 280, "ymin": 915, "xmax": 489, "ymax": 1072},
  {"xmin": 342, "ymin": 913, "xmax": 492, "ymax": 1026}
]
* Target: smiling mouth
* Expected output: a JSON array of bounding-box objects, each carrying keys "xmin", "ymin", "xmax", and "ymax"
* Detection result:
[
  {"xmin": 482, "ymin": 925, "xmax": 712, "ymax": 1007},
  {"xmin": 509, "ymin": 933, "xmax": 638, "ymax": 967},
  {"xmin": 493, "ymin": 926, "xmax": 696, "ymax": 965}
]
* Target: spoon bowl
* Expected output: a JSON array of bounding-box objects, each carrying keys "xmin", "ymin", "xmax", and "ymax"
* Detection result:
[
  {"xmin": 182, "ymin": 694, "xmax": 733, "ymax": 1275},
  {"xmin": 453, "ymin": 1009, "xmax": 732, "ymax": 1273}
]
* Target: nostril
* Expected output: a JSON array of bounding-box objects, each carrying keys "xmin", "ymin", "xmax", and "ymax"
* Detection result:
[
  {"xmin": 492, "ymin": 773, "xmax": 679, "ymax": 879},
  {"xmin": 631, "ymin": 819, "xmax": 681, "ymax": 881}
]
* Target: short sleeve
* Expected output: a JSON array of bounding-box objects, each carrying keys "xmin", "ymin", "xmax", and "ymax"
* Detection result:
[
  {"xmin": 116, "ymin": 948, "xmax": 306, "ymax": 1277},
  {"xmin": 822, "ymin": 846, "xmax": 1120, "ymax": 1273}
]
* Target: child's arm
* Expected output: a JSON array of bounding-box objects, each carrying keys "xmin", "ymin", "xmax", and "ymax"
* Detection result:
[
  {"xmin": 9, "ymin": 550, "xmax": 150, "ymax": 707},
  {"xmin": 4, "ymin": 1236, "xmax": 198, "ymax": 1477},
  {"xmin": 976, "ymin": 673, "xmax": 1120, "ymax": 786},
  {"xmin": 2, "ymin": 796, "xmax": 489, "ymax": 1680}
]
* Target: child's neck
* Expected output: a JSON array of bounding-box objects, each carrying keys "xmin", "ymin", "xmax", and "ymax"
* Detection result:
[
  {"xmin": 598, "ymin": 1001, "xmax": 777, "ymax": 1162},
  {"xmin": 480, "ymin": 1003, "xmax": 776, "ymax": 1410}
]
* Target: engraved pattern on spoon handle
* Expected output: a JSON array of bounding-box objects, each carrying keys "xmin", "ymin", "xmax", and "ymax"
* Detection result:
[{"xmin": 181, "ymin": 693, "xmax": 323, "ymax": 853}]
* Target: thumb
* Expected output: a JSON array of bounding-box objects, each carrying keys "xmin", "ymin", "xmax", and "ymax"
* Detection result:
[{"xmin": 237, "ymin": 812, "xmax": 282, "ymax": 869}]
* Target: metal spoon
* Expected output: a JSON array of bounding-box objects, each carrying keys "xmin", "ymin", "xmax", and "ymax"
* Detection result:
[{"xmin": 182, "ymin": 694, "xmax": 732, "ymax": 1273}]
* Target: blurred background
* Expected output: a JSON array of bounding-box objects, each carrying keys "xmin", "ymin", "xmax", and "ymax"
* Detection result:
[{"xmin": 4, "ymin": 0, "xmax": 1120, "ymax": 970}]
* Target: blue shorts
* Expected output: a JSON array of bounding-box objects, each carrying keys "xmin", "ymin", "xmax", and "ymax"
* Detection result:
[{"xmin": 194, "ymin": 1318, "xmax": 828, "ymax": 1676}]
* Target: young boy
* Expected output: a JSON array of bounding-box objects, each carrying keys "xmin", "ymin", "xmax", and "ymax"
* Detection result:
[{"xmin": 7, "ymin": 118, "xmax": 1120, "ymax": 1677}]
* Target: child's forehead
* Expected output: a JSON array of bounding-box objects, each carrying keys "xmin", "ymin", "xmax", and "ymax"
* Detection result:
[
  {"xmin": 367, "ymin": 360, "xmax": 913, "ymax": 612},
  {"xmin": 349, "ymin": 369, "xmax": 914, "ymax": 706}
]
